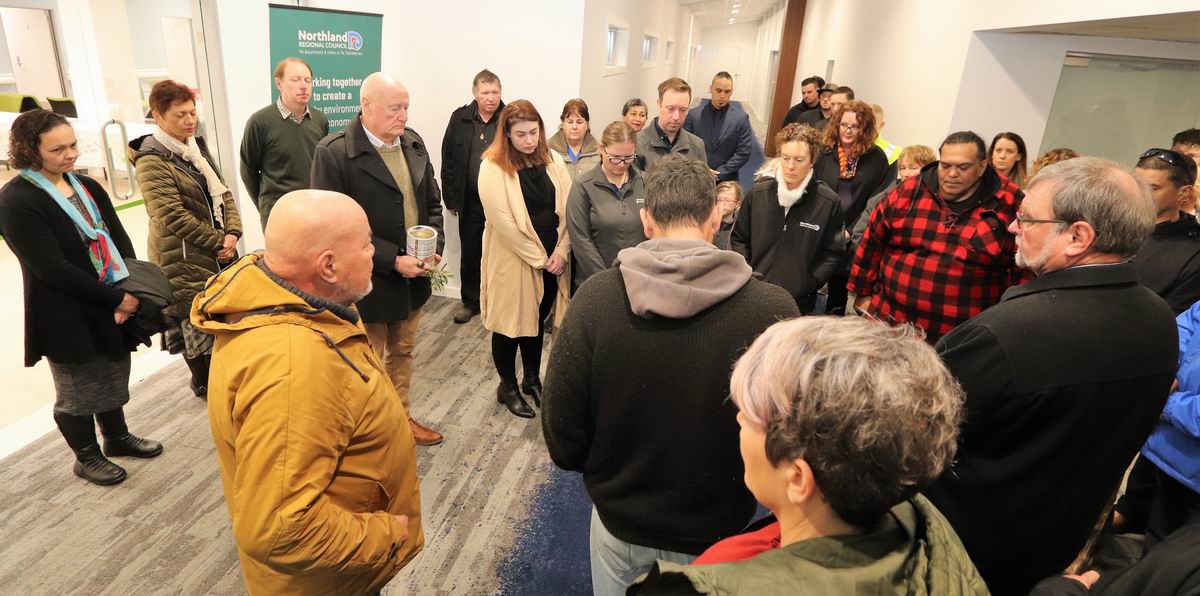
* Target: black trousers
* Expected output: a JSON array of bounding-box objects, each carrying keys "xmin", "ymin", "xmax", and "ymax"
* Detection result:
[
  {"xmin": 458, "ymin": 191, "xmax": 486, "ymax": 311},
  {"xmin": 492, "ymin": 272, "xmax": 558, "ymax": 384},
  {"xmin": 1145, "ymin": 466, "xmax": 1200, "ymax": 551}
]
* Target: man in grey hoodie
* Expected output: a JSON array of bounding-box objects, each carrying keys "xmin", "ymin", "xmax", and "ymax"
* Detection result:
[{"xmin": 541, "ymin": 155, "xmax": 799, "ymax": 596}]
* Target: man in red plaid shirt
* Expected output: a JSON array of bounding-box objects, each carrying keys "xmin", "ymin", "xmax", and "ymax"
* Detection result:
[{"xmin": 849, "ymin": 131, "xmax": 1026, "ymax": 342}]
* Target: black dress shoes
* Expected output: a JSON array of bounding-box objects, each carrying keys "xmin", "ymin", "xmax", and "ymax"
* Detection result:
[
  {"xmin": 521, "ymin": 376, "xmax": 543, "ymax": 408},
  {"xmin": 103, "ymin": 433, "xmax": 164, "ymax": 458},
  {"xmin": 73, "ymin": 444, "xmax": 127, "ymax": 485},
  {"xmin": 497, "ymin": 380, "xmax": 535, "ymax": 418}
]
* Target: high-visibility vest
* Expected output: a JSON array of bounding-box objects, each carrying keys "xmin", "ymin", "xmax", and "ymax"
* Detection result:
[{"xmin": 876, "ymin": 137, "xmax": 900, "ymax": 164}]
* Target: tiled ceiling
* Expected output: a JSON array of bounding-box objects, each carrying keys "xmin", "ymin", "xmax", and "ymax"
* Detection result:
[{"xmin": 678, "ymin": 0, "xmax": 784, "ymax": 28}]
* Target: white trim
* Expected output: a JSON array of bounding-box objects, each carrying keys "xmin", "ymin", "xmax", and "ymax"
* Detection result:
[{"xmin": 135, "ymin": 68, "xmax": 171, "ymax": 79}]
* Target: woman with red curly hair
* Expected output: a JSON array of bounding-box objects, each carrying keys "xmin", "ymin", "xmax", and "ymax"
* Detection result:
[{"xmin": 813, "ymin": 99, "xmax": 891, "ymax": 314}]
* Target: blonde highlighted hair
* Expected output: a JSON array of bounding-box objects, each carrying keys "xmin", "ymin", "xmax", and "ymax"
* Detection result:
[{"xmin": 731, "ymin": 317, "xmax": 964, "ymax": 528}]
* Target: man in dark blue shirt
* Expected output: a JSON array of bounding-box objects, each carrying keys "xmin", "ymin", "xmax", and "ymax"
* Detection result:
[{"xmin": 684, "ymin": 71, "xmax": 753, "ymax": 183}]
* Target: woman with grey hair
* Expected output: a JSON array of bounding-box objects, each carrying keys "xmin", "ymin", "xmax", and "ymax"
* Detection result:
[{"xmin": 629, "ymin": 317, "xmax": 988, "ymax": 595}]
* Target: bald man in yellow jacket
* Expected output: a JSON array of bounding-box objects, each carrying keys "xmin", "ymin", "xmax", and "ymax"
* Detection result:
[{"xmin": 192, "ymin": 190, "xmax": 423, "ymax": 595}]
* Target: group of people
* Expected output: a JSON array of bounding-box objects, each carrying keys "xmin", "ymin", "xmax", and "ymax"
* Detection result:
[{"xmin": 3, "ymin": 51, "xmax": 1200, "ymax": 596}]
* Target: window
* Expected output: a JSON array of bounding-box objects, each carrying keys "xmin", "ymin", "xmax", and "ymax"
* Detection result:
[
  {"xmin": 604, "ymin": 21, "xmax": 629, "ymax": 75},
  {"xmin": 642, "ymin": 33, "xmax": 658, "ymax": 68}
]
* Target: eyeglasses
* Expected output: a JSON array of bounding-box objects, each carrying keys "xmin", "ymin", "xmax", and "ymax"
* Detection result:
[
  {"xmin": 606, "ymin": 154, "xmax": 636, "ymax": 164},
  {"xmin": 839, "ymin": 123, "xmax": 861, "ymax": 131},
  {"xmin": 1140, "ymin": 148, "xmax": 1186, "ymax": 166},
  {"xmin": 1015, "ymin": 213, "xmax": 1068, "ymax": 229}
]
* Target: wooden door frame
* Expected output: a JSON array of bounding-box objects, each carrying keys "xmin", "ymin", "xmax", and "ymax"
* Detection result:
[{"xmin": 766, "ymin": 0, "xmax": 807, "ymax": 156}]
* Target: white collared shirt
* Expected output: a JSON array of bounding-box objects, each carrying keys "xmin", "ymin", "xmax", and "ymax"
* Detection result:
[{"xmin": 362, "ymin": 124, "xmax": 401, "ymax": 149}]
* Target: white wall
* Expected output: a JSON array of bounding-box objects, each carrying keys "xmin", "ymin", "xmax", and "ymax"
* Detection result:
[
  {"xmin": 208, "ymin": 0, "xmax": 586, "ymax": 298},
  {"xmin": 949, "ymin": 32, "xmax": 1199, "ymax": 162},
  {"xmin": 789, "ymin": 0, "xmax": 1200, "ymax": 151},
  {"xmin": 124, "ymin": 0, "xmax": 191, "ymax": 73},
  {"xmin": 748, "ymin": 5, "xmax": 785, "ymax": 121},
  {"xmin": 580, "ymin": 0, "xmax": 691, "ymax": 130},
  {"xmin": 694, "ymin": 22, "xmax": 760, "ymax": 104}
]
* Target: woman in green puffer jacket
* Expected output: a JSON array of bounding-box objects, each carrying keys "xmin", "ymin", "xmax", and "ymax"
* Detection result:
[
  {"xmin": 128, "ymin": 80, "xmax": 241, "ymax": 399},
  {"xmin": 630, "ymin": 317, "xmax": 990, "ymax": 596}
]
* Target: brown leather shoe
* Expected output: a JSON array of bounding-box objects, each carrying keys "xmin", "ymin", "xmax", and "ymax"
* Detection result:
[{"xmin": 409, "ymin": 418, "xmax": 444, "ymax": 446}]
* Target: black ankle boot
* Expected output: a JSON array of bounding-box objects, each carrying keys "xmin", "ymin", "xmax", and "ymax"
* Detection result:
[
  {"xmin": 103, "ymin": 433, "xmax": 163, "ymax": 458},
  {"xmin": 521, "ymin": 376, "xmax": 543, "ymax": 408},
  {"xmin": 72, "ymin": 444, "xmax": 127, "ymax": 485},
  {"xmin": 497, "ymin": 380, "xmax": 534, "ymax": 418},
  {"xmin": 184, "ymin": 354, "xmax": 210, "ymax": 398}
]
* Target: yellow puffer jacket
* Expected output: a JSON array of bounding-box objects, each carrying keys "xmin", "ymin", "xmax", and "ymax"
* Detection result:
[{"xmin": 191, "ymin": 253, "xmax": 423, "ymax": 595}]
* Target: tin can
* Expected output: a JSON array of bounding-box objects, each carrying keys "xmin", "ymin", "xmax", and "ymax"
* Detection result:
[{"xmin": 406, "ymin": 225, "xmax": 438, "ymax": 262}]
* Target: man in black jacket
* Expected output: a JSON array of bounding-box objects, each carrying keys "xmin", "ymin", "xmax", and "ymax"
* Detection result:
[
  {"xmin": 310, "ymin": 72, "xmax": 446, "ymax": 446},
  {"xmin": 1109, "ymin": 148, "xmax": 1200, "ymax": 537},
  {"xmin": 926, "ymin": 157, "xmax": 1178, "ymax": 596},
  {"xmin": 1132, "ymin": 148, "xmax": 1200, "ymax": 314},
  {"xmin": 441, "ymin": 69, "xmax": 503, "ymax": 324},
  {"xmin": 780, "ymin": 75, "xmax": 824, "ymax": 127},
  {"xmin": 542, "ymin": 155, "xmax": 798, "ymax": 596}
]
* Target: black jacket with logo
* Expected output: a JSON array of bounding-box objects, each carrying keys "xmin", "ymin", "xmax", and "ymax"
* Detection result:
[
  {"xmin": 730, "ymin": 175, "xmax": 844, "ymax": 310},
  {"xmin": 1134, "ymin": 211, "xmax": 1200, "ymax": 314}
]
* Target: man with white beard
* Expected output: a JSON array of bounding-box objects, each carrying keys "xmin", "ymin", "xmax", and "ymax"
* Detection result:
[{"xmin": 925, "ymin": 157, "xmax": 1178, "ymax": 595}]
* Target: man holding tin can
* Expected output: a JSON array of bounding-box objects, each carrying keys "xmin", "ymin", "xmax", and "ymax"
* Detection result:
[{"xmin": 311, "ymin": 72, "xmax": 446, "ymax": 446}]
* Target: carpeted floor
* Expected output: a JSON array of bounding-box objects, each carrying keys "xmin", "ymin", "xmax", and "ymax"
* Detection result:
[
  {"xmin": 497, "ymin": 468, "xmax": 593, "ymax": 596},
  {"xmin": 0, "ymin": 296, "xmax": 595, "ymax": 595}
]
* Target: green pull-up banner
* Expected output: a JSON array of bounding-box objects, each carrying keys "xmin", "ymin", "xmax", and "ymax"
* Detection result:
[{"xmin": 268, "ymin": 4, "xmax": 382, "ymax": 133}]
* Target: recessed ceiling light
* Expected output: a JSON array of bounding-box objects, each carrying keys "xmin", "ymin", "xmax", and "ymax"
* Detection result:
[{"xmin": 731, "ymin": 8, "xmax": 740, "ymax": 13}]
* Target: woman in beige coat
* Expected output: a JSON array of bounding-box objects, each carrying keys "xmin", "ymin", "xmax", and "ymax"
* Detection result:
[{"xmin": 479, "ymin": 99, "xmax": 572, "ymax": 419}]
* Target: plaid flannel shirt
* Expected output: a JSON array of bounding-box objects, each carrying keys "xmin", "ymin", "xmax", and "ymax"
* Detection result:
[{"xmin": 848, "ymin": 166, "xmax": 1027, "ymax": 342}]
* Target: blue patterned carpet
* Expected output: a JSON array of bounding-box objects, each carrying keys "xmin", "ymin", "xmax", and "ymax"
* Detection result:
[{"xmin": 497, "ymin": 467, "xmax": 594, "ymax": 595}]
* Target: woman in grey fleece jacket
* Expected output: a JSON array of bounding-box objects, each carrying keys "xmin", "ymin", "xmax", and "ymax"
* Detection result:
[{"xmin": 567, "ymin": 121, "xmax": 647, "ymax": 291}]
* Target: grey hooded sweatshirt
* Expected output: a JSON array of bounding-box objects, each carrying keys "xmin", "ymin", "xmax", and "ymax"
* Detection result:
[{"xmin": 542, "ymin": 237, "xmax": 799, "ymax": 555}]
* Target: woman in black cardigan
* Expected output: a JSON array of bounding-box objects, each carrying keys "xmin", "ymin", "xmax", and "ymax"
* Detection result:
[
  {"xmin": 0, "ymin": 110, "xmax": 161, "ymax": 486},
  {"xmin": 813, "ymin": 100, "xmax": 891, "ymax": 315}
]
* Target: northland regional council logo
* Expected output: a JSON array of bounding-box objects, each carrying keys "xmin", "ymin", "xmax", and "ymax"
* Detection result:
[{"xmin": 297, "ymin": 29, "xmax": 364, "ymax": 51}]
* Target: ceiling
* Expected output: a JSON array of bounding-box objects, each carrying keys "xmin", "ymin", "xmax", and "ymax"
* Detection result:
[
  {"xmin": 678, "ymin": 0, "xmax": 784, "ymax": 28},
  {"xmin": 998, "ymin": 11, "xmax": 1200, "ymax": 44}
]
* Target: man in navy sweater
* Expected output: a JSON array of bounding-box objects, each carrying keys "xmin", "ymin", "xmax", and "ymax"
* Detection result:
[{"xmin": 542, "ymin": 155, "xmax": 798, "ymax": 596}]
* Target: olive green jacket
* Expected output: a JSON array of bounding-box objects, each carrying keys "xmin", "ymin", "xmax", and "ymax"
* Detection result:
[
  {"xmin": 548, "ymin": 129, "xmax": 601, "ymax": 181},
  {"xmin": 128, "ymin": 134, "xmax": 242, "ymax": 318},
  {"xmin": 630, "ymin": 495, "xmax": 990, "ymax": 596}
]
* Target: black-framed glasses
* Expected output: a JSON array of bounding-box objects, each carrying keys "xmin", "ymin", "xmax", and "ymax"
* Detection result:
[
  {"xmin": 606, "ymin": 154, "xmax": 636, "ymax": 164},
  {"xmin": 1140, "ymin": 148, "xmax": 1186, "ymax": 166}
]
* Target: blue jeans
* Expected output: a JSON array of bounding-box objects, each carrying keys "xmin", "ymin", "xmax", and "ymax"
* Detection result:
[{"xmin": 589, "ymin": 507, "xmax": 696, "ymax": 596}]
